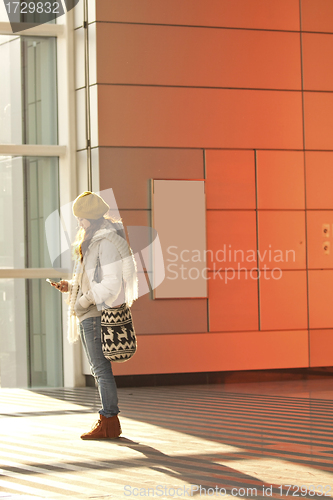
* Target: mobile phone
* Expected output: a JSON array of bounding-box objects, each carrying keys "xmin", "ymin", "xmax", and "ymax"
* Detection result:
[{"xmin": 46, "ymin": 278, "xmax": 58, "ymax": 285}]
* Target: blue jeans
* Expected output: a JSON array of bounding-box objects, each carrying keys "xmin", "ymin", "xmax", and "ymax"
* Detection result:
[{"xmin": 79, "ymin": 316, "xmax": 119, "ymax": 417}]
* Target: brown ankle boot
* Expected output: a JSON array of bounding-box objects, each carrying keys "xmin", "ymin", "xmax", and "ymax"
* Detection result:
[{"xmin": 80, "ymin": 415, "xmax": 122, "ymax": 440}]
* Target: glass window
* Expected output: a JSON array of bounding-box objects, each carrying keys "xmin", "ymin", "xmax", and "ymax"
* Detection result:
[
  {"xmin": 0, "ymin": 156, "xmax": 60, "ymax": 269},
  {"xmin": 0, "ymin": 35, "xmax": 58, "ymax": 145},
  {"xmin": 27, "ymin": 278, "xmax": 63, "ymax": 387},
  {"xmin": 0, "ymin": 156, "xmax": 63, "ymax": 388},
  {"xmin": 0, "ymin": 278, "xmax": 28, "ymax": 387},
  {"xmin": 25, "ymin": 156, "xmax": 61, "ymax": 268},
  {"xmin": 0, "ymin": 277, "xmax": 63, "ymax": 388},
  {"xmin": 0, "ymin": 155, "xmax": 25, "ymax": 269},
  {"xmin": 0, "ymin": 28, "xmax": 62, "ymax": 388}
]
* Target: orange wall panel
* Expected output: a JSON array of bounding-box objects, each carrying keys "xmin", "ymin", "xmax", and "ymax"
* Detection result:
[
  {"xmin": 256, "ymin": 151, "xmax": 305, "ymax": 210},
  {"xmin": 305, "ymin": 152, "xmax": 333, "ymax": 209},
  {"xmin": 99, "ymin": 147, "xmax": 204, "ymax": 209},
  {"xmin": 308, "ymin": 270, "xmax": 333, "ymax": 329},
  {"xmin": 97, "ymin": 24, "xmax": 302, "ymax": 90},
  {"xmin": 112, "ymin": 330, "xmax": 309, "ymax": 376},
  {"xmin": 310, "ymin": 330, "xmax": 333, "ymax": 367},
  {"xmin": 306, "ymin": 211, "xmax": 333, "ymax": 269},
  {"xmin": 207, "ymin": 211, "xmax": 257, "ymax": 270},
  {"xmin": 260, "ymin": 271, "xmax": 308, "ymax": 330},
  {"xmin": 120, "ymin": 209, "xmax": 150, "ymax": 229},
  {"xmin": 205, "ymin": 150, "xmax": 256, "ymax": 209},
  {"xmin": 302, "ymin": 33, "xmax": 333, "ymax": 91},
  {"xmin": 98, "ymin": 86, "xmax": 304, "ymax": 149},
  {"xmin": 301, "ymin": 0, "xmax": 333, "ymax": 33},
  {"xmin": 304, "ymin": 92, "xmax": 333, "ymax": 150},
  {"xmin": 208, "ymin": 272, "xmax": 259, "ymax": 332},
  {"xmin": 96, "ymin": 0, "xmax": 300, "ymax": 31},
  {"xmin": 257, "ymin": 212, "xmax": 306, "ymax": 270},
  {"xmin": 132, "ymin": 294, "xmax": 208, "ymax": 335}
]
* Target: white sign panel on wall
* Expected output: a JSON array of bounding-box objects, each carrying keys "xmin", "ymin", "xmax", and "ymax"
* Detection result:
[{"xmin": 152, "ymin": 179, "xmax": 207, "ymax": 299}]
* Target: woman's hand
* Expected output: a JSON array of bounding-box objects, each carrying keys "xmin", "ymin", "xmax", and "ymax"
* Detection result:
[{"xmin": 51, "ymin": 280, "xmax": 69, "ymax": 293}]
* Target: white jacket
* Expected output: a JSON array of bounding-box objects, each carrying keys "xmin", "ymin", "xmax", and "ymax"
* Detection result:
[{"xmin": 77, "ymin": 228, "xmax": 123, "ymax": 310}]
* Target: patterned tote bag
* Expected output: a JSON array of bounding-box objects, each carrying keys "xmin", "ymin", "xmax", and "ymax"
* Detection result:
[{"xmin": 101, "ymin": 303, "xmax": 137, "ymax": 363}]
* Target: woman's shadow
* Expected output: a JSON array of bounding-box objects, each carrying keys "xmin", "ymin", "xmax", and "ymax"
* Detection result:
[{"xmin": 113, "ymin": 436, "xmax": 270, "ymax": 497}]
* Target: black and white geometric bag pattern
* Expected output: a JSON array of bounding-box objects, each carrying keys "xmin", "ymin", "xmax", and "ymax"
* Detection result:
[{"xmin": 101, "ymin": 303, "xmax": 137, "ymax": 363}]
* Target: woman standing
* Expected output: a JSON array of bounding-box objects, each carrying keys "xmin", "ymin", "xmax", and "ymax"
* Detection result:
[{"xmin": 50, "ymin": 191, "xmax": 138, "ymax": 439}]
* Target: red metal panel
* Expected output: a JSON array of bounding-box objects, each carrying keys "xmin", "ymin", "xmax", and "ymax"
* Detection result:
[
  {"xmin": 112, "ymin": 330, "xmax": 309, "ymax": 376},
  {"xmin": 308, "ymin": 270, "xmax": 333, "ymax": 329},
  {"xmin": 97, "ymin": 24, "xmax": 301, "ymax": 90},
  {"xmin": 207, "ymin": 211, "xmax": 257, "ymax": 270},
  {"xmin": 208, "ymin": 271, "xmax": 259, "ymax": 332},
  {"xmin": 205, "ymin": 150, "xmax": 256, "ymax": 209},
  {"xmin": 304, "ymin": 92, "xmax": 333, "ymax": 150},
  {"xmin": 307, "ymin": 211, "xmax": 333, "ymax": 269},
  {"xmin": 96, "ymin": 0, "xmax": 300, "ymax": 31},
  {"xmin": 258, "ymin": 211, "xmax": 306, "ymax": 270},
  {"xmin": 305, "ymin": 152, "xmax": 333, "ymax": 209},
  {"xmin": 301, "ymin": 0, "xmax": 333, "ymax": 33},
  {"xmin": 303, "ymin": 33, "xmax": 333, "ymax": 91},
  {"xmin": 99, "ymin": 147, "xmax": 204, "ymax": 209},
  {"xmin": 98, "ymin": 86, "xmax": 304, "ymax": 149},
  {"xmin": 257, "ymin": 151, "xmax": 305, "ymax": 209},
  {"xmin": 132, "ymin": 294, "xmax": 208, "ymax": 335},
  {"xmin": 260, "ymin": 270, "xmax": 308, "ymax": 330},
  {"xmin": 310, "ymin": 330, "xmax": 333, "ymax": 367}
]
